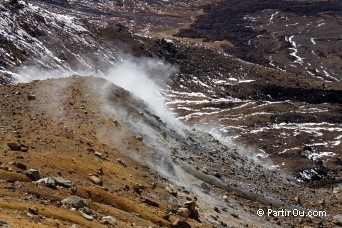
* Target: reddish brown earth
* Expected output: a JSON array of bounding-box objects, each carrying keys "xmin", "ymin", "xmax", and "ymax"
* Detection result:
[
  {"xmin": 0, "ymin": 1, "xmax": 341, "ymax": 227},
  {"xmin": 0, "ymin": 76, "xmax": 341, "ymax": 227}
]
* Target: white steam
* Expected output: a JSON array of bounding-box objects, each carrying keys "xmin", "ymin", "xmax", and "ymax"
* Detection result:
[
  {"xmin": 15, "ymin": 56, "xmax": 183, "ymax": 132},
  {"xmin": 103, "ymin": 57, "xmax": 183, "ymax": 133}
]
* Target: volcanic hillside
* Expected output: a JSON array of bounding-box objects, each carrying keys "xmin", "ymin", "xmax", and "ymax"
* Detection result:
[
  {"xmin": 0, "ymin": 1, "xmax": 341, "ymax": 227},
  {"xmin": 0, "ymin": 76, "xmax": 341, "ymax": 227}
]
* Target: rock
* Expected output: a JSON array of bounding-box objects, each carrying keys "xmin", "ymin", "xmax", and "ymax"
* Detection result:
[
  {"xmin": 183, "ymin": 201, "xmax": 199, "ymax": 219},
  {"xmin": 201, "ymin": 167, "xmax": 209, "ymax": 174},
  {"xmin": 29, "ymin": 207, "xmax": 38, "ymax": 215},
  {"xmin": 28, "ymin": 191, "xmax": 41, "ymax": 198},
  {"xmin": 213, "ymin": 172, "xmax": 221, "ymax": 178},
  {"xmin": 79, "ymin": 207, "xmax": 95, "ymax": 221},
  {"xmin": 231, "ymin": 213, "xmax": 239, "ymax": 219},
  {"xmin": 11, "ymin": 162, "xmax": 27, "ymax": 170},
  {"xmin": 89, "ymin": 175, "xmax": 103, "ymax": 185},
  {"xmin": 135, "ymin": 135, "xmax": 143, "ymax": 141},
  {"xmin": 166, "ymin": 186, "xmax": 178, "ymax": 197},
  {"xmin": 200, "ymin": 182, "xmax": 211, "ymax": 192},
  {"xmin": 4, "ymin": 183, "xmax": 15, "ymax": 190},
  {"xmin": 7, "ymin": 142, "xmax": 21, "ymax": 151},
  {"xmin": 333, "ymin": 186, "xmax": 341, "ymax": 194},
  {"xmin": 184, "ymin": 201, "xmax": 196, "ymax": 211},
  {"xmin": 62, "ymin": 195, "xmax": 86, "ymax": 209},
  {"xmin": 53, "ymin": 177, "xmax": 76, "ymax": 188},
  {"xmin": 102, "ymin": 216, "xmax": 116, "ymax": 222},
  {"xmin": 26, "ymin": 169, "xmax": 41, "ymax": 181},
  {"xmin": 27, "ymin": 95, "xmax": 36, "ymax": 100},
  {"xmin": 164, "ymin": 214, "xmax": 178, "ymax": 224},
  {"xmin": 175, "ymin": 220, "xmax": 191, "ymax": 228},
  {"xmin": 70, "ymin": 185, "xmax": 77, "ymax": 194},
  {"xmin": 94, "ymin": 151, "xmax": 103, "ymax": 158},
  {"xmin": 0, "ymin": 220, "xmax": 9, "ymax": 228},
  {"xmin": 97, "ymin": 167, "xmax": 103, "ymax": 175},
  {"xmin": 20, "ymin": 146, "xmax": 29, "ymax": 152},
  {"xmin": 133, "ymin": 184, "xmax": 145, "ymax": 194},
  {"xmin": 117, "ymin": 159, "xmax": 127, "ymax": 167},
  {"xmin": 0, "ymin": 166, "xmax": 9, "ymax": 171},
  {"xmin": 79, "ymin": 210, "xmax": 93, "ymax": 221},
  {"xmin": 142, "ymin": 197, "xmax": 159, "ymax": 207},
  {"xmin": 294, "ymin": 196, "xmax": 301, "ymax": 204},
  {"xmin": 35, "ymin": 177, "xmax": 56, "ymax": 188},
  {"xmin": 177, "ymin": 208, "xmax": 190, "ymax": 218}
]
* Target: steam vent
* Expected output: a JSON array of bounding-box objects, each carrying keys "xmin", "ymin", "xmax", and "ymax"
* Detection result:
[{"xmin": 0, "ymin": 0, "xmax": 341, "ymax": 227}]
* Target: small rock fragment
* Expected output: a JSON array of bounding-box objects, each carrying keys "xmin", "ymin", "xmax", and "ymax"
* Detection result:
[
  {"xmin": 79, "ymin": 210, "xmax": 93, "ymax": 220},
  {"xmin": 0, "ymin": 166, "xmax": 9, "ymax": 171},
  {"xmin": 200, "ymin": 182, "xmax": 211, "ymax": 192},
  {"xmin": 133, "ymin": 184, "xmax": 145, "ymax": 194},
  {"xmin": 175, "ymin": 220, "xmax": 191, "ymax": 228},
  {"xmin": 184, "ymin": 201, "xmax": 196, "ymax": 211},
  {"xmin": 177, "ymin": 208, "xmax": 190, "ymax": 218},
  {"xmin": 7, "ymin": 142, "xmax": 21, "ymax": 151},
  {"xmin": 135, "ymin": 135, "xmax": 143, "ymax": 141},
  {"xmin": 89, "ymin": 175, "xmax": 103, "ymax": 185},
  {"xmin": 12, "ymin": 162, "xmax": 27, "ymax": 170},
  {"xmin": 231, "ymin": 213, "xmax": 239, "ymax": 219},
  {"xmin": 142, "ymin": 197, "xmax": 159, "ymax": 207},
  {"xmin": 0, "ymin": 220, "xmax": 9, "ymax": 228},
  {"xmin": 27, "ymin": 95, "xmax": 36, "ymax": 100},
  {"xmin": 97, "ymin": 167, "xmax": 103, "ymax": 175},
  {"xmin": 94, "ymin": 151, "xmax": 103, "ymax": 158},
  {"xmin": 29, "ymin": 207, "xmax": 38, "ymax": 215},
  {"xmin": 4, "ymin": 183, "xmax": 15, "ymax": 190},
  {"xmin": 213, "ymin": 172, "xmax": 221, "ymax": 178},
  {"xmin": 102, "ymin": 216, "xmax": 116, "ymax": 222},
  {"xmin": 183, "ymin": 201, "xmax": 199, "ymax": 219},
  {"xmin": 26, "ymin": 169, "xmax": 40, "ymax": 181},
  {"xmin": 117, "ymin": 159, "xmax": 127, "ymax": 167},
  {"xmin": 79, "ymin": 208, "xmax": 94, "ymax": 221},
  {"xmin": 294, "ymin": 196, "xmax": 301, "ymax": 204}
]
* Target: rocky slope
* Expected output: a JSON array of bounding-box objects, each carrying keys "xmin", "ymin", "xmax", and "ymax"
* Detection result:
[
  {"xmin": 0, "ymin": 76, "xmax": 341, "ymax": 227},
  {"xmin": 0, "ymin": 0, "xmax": 341, "ymax": 227}
]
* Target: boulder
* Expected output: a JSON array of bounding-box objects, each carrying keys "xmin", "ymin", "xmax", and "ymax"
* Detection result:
[
  {"xmin": 53, "ymin": 177, "xmax": 76, "ymax": 188},
  {"xmin": 26, "ymin": 169, "xmax": 40, "ymax": 181},
  {"xmin": 35, "ymin": 177, "xmax": 56, "ymax": 188},
  {"xmin": 61, "ymin": 195, "xmax": 86, "ymax": 209}
]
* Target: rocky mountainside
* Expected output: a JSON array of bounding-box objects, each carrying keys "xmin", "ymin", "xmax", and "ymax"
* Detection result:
[
  {"xmin": 0, "ymin": 76, "xmax": 341, "ymax": 227},
  {"xmin": 0, "ymin": 0, "xmax": 341, "ymax": 227}
]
